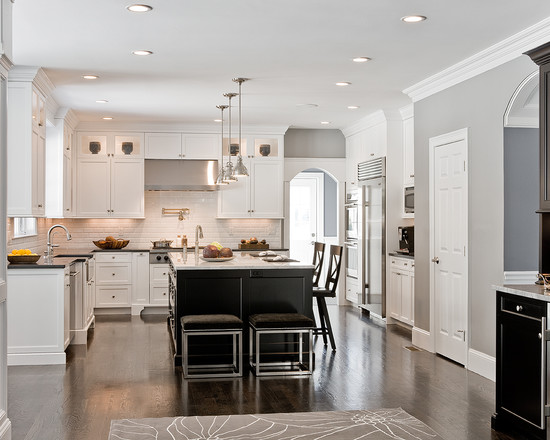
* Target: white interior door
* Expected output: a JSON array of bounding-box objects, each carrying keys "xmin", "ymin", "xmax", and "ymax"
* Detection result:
[
  {"xmin": 433, "ymin": 134, "xmax": 468, "ymax": 366},
  {"xmin": 289, "ymin": 173, "xmax": 323, "ymax": 264}
]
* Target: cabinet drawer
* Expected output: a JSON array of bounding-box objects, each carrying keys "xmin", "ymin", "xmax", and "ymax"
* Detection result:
[
  {"xmin": 500, "ymin": 293, "xmax": 546, "ymax": 320},
  {"xmin": 95, "ymin": 287, "xmax": 130, "ymax": 307},
  {"xmin": 150, "ymin": 286, "xmax": 169, "ymax": 305},
  {"xmin": 96, "ymin": 263, "xmax": 131, "ymax": 284},
  {"xmin": 150, "ymin": 265, "xmax": 169, "ymax": 283},
  {"xmin": 389, "ymin": 257, "xmax": 414, "ymax": 272},
  {"xmin": 95, "ymin": 252, "xmax": 132, "ymax": 263}
]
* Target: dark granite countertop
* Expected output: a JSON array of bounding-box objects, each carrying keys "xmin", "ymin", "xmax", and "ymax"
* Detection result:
[
  {"xmin": 388, "ymin": 252, "xmax": 414, "ymax": 260},
  {"xmin": 7, "ymin": 255, "xmax": 88, "ymax": 269}
]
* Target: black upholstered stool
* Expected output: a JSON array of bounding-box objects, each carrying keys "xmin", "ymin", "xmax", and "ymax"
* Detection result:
[
  {"xmin": 181, "ymin": 314, "xmax": 243, "ymax": 378},
  {"xmin": 249, "ymin": 313, "xmax": 314, "ymax": 376}
]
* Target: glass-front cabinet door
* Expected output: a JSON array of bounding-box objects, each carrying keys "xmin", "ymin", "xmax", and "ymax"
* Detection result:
[
  {"xmin": 79, "ymin": 133, "xmax": 108, "ymax": 157},
  {"xmin": 114, "ymin": 134, "xmax": 143, "ymax": 157}
]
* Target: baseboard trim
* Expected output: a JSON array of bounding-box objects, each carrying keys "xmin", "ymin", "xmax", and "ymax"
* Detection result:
[
  {"xmin": 503, "ymin": 271, "xmax": 538, "ymax": 285},
  {"xmin": 412, "ymin": 326, "xmax": 434, "ymax": 352},
  {"xmin": 468, "ymin": 349, "xmax": 496, "ymax": 382},
  {"xmin": 0, "ymin": 418, "xmax": 11, "ymax": 440},
  {"xmin": 7, "ymin": 351, "xmax": 66, "ymax": 366},
  {"xmin": 94, "ymin": 307, "xmax": 131, "ymax": 316}
]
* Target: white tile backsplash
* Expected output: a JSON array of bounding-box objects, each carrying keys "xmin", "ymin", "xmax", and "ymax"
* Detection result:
[{"xmin": 7, "ymin": 191, "xmax": 282, "ymax": 253}]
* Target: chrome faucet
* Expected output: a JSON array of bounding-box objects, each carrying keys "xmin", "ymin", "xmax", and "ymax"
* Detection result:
[
  {"xmin": 195, "ymin": 225, "xmax": 203, "ymax": 260},
  {"xmin": 46, "ymin": 224, "xmax": 72, "ymax": 257}
]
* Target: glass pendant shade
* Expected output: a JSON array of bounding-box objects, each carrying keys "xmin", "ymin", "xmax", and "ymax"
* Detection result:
[{"xmin": 223, "ymin": 161, "xmax": 238, "ymax": 182}]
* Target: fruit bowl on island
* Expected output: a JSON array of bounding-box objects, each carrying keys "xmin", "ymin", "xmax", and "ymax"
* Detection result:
[
  {"xmin": 93, "ymin": 236, "xmax": 130, "ymax": 249},
  {"xmin": 201, "ymin": 243, "xmax": 234, "ymax": 261}
]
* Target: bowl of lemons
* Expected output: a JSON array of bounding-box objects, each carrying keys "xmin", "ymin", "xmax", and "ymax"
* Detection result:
[{"xmin": 7, "ymin": 249, "xmax": 40, "ymax": 264}]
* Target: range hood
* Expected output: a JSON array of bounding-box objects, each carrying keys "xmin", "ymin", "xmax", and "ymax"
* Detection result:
[{"xmin": 144, "ymin": 159, "xmax": 218, "ymax": 191}]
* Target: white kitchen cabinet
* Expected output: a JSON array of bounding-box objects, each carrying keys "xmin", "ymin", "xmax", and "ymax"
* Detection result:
[
  {"xmin": 46, "ymin": 110, "xmax": 77, "ymax": 218},
  {"xmin": 403, "ymin": 116, "xmax": 414, "ymax": 187},
  {"xmin": 145, "ymin": 132, "xmax": 219, "ymax": 159},
  {"xmin": 149, "ymin": 264, "xmax": 169, "ymax": 306},
  {"xmin": 345, "ymin": 276, "xmax": 360, "ymax": 304},
  {"xmin": 131, "ymin": 252, "xmax": 151, "ymax": 314},
  {"xmin": 7, "ymin": 67, "xmax": 50, "ymax": 217},
  {"xmin": 95, "ymin": 253, "xmax": 132, "ymax": 308},
  {"xmin": 7, "ymin": 267, "xmax": 70, "ymax": 365},
  {"xmin": 217, "ymin": 157, "xmax": 283, "ymax": 218},
  {"xmin": 217, "ymin": 134, "xmax": 284, "ymax": 219},
  {"xmin": 388, "ymin": 256, "xmax": 414, "ymax": 326},
  {"xmin": 76, "ymin": 132, "xmax": 144, "ymax": 218}
]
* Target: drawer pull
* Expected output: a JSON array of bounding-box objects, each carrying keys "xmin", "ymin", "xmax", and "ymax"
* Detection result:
[
  {"xmin": 163, "ymin": 292, "xmax": 166, "ymax": 296},
  {"xmin": 163, "ymin": 273, "xmax": 166, "ymax": 276},
  {"xmin": 112, "ymin": 295, "xmax": 115, "ymax": 299},
  {"xmin": 112, "ymin": 273, "xmax": 116, "ymax": 276},
  {"xmin": 516, "ymin": 305, "xmax": 523, "ymax": 312}
]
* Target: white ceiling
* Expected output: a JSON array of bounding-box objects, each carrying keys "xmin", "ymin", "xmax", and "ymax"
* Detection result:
[{"xmin": 11, "ymin": 1, "xmax": 550, "ymax": 130}]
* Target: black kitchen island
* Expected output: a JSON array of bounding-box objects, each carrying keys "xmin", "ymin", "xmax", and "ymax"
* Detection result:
[{"xmin": 168, "ymin": 252, "xmax": 314, "ymax": 367}]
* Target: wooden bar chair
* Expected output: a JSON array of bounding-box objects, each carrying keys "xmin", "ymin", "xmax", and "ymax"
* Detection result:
[
  {"xmin": 313, "ymin": 244, "xmax": 343, "ymax": 351},
  {"xmin": 312, "ymin": 241, "xmax": 326, "ymax": 287}
]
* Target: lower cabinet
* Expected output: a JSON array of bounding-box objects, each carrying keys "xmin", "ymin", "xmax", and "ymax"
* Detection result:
[
  {"xmin": 95, "ymin": 252, "xmax": 132, "ymax": 308},
  {"xmin": 7, "ymin": 267, "xmax": 70, "ymax": 365},
  {"xmin": 345, "ymin": 276, "xmax": 360, "ymax": 304},
  {"xmin": 388, "ymin": 256, "xmax": 414, "ymax": 326},
  {"xmin": 149, "ymin": 264, "xmax": 169, "ymax": 306}
]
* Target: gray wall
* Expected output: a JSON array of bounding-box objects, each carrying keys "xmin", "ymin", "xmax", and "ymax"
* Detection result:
[
  {"xmin": 285, "ymin": 129, "xmax": 345, "ymax": 158},
  {"xmin": 414, "ymin": 55, "xmax": 537, "ymax": 357},
  {"xmin": 504, "ymin": 127, "xmax": 538, "ymax": 271}
]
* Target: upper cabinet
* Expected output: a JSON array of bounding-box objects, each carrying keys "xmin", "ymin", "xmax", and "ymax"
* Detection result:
[
  {"xmin": 217, "ymin": 135, "xmax": 284, "ymax": 218},
  {"xmin": 145, "ymin": 133, "xmax": 219, "ymax": 159},
  {"xmin": 45, "ymin": 109, "xmax": 77, "ymax": 218},
  {"xmin": 7, "ymin": 67, "xmax": 53, "ymax": 217},
  {"xmin": 75, "ymin": 132, "xmax": 144, "ymax": 218},
  {"xmin": 402, "ymin": 114, "xmax": 414, "ymax": 187}
]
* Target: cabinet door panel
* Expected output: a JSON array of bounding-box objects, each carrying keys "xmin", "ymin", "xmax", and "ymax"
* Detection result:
[
  {"xmin": 251, "ymin": 160, "xmax": 283, "ymax": 218},
  {"xmin": 145, "ymin": 133, "xmax": 182, "ymax": 159},
  {"xmin": 95, "ymin": 287, "xmax": 130, "ymax": 307},
  {"xmin": 217, "ymin": 168, "xmax": 249, "ymax": 218},
  {"xmin": 150, "ymin": 286, "xmax": 169, "ymax": 305},
  {"xmin": 76, "ymin": 159, "xmax": 110, "ymax": 217},
  {"xmin": 389, "ymin": 269, "xmax": 401, "ymax": 320},
  {"xmin": 111, "ymin": 159, "xmax": 144, "ymax": 217},
  {"xmin": 96, "ymin": 263, "xmax": 132, "ymax": 284},
  {"xmin": 63, "ymin": 153, "xmax": 72, "ymax": 216},
  {"xmin": 183, "ymin": 134, "xmax": 219, "ymax": 159},
  {"xmin": 400, "ymin": 272, "xmax": 413, "ymax": 324}
]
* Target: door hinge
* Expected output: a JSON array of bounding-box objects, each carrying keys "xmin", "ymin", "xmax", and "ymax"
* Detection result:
[
  {"xmin": 544, "ymin": 405, "xmax": 550, "ymax": 417},
  {"xmin": 544, "ymin": 329, "xmax": 550, "ymax": 341},
  {"xmin": 457, "ymin": 329, "xmax": 465, "ymax": 341}
]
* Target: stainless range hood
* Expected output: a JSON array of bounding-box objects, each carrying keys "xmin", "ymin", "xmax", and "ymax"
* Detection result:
[{"xmin": 144, "ymin": 159, "xmax": 218, "ymax": 191}]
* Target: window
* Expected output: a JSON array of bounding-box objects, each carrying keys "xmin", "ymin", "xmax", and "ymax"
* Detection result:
[{"xmin": 13, "ymin": 218, "xmax": 37, "ymax": 238}]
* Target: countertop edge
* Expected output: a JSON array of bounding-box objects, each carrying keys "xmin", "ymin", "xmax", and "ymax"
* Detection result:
[{"xmin": 493, "ymin": 284, "xmax": 550, "ymax": 302}]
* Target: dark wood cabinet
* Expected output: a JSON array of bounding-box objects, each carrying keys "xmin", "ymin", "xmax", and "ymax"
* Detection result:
[{"xmin": 493, "ymin": 291, "xmax": 549, "ymax": 439}]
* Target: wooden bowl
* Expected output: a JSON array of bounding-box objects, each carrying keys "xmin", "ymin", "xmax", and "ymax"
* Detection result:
[
  {"xmin": 7, "ymin": 254, "xmax": 40, "ymax": 264},
  {"xmin": 93, "ymin": 239, "xmax": 129, "ymax": 250}
]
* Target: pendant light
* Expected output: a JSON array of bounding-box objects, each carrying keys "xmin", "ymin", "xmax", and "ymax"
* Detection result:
[
  {"xmin": 215, "ymin": 104, "xmax": 229, "ymax": 185},
  {"xmin": 223, "ymin": 92, "xmax": 238, "ymax": 182},
  {"xmin": 232, "ymin": 77, "xmax": 249, "ymax": 177}
]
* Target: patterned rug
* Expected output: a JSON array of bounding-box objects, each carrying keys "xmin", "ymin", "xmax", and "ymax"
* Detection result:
[{"xmin": 109, "ymin": 408, "xmax": 443, "ymax": 440}]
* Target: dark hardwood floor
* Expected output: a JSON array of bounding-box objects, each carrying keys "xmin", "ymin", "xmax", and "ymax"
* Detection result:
[{"xmin": 8, "ymin": 306, "xmax": 518, "ymax": 440}]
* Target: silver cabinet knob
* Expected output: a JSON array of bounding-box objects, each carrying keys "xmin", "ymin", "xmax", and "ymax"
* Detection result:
[
  {"xmin": 432, "ymin": 257, "xmax": 440, "ymax": 264},
  {"xmin": 516, "ymin": 305, "xmax": 523, "ymax": 312}
]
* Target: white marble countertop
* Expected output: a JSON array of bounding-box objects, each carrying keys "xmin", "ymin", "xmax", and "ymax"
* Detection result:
[
  {"xmin": 169, "ymin": 252, "xmax": 313, "ymax": 270},
  {"xmin": 493, "ymin": 284, "xmax": 550, "ymax": 302}
]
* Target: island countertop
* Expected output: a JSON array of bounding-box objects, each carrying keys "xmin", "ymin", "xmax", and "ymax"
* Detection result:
[
  {"xmin": 168, "ymin": 252, "xmax": 313, "ymax": 270},
  {"xmin": 493, "ymin": 284, "xmax": 550, "ymax": 302}
]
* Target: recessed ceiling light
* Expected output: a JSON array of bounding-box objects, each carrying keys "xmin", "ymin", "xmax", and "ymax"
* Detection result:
[
  {"xmin": 126, "ymin": 4, "xmax": 153, "ymax": 12},
  {"xmin": 296, "ymin": 103, "xmax": 319, "ymax": 108},
  {"xmin": 335, "ymin": 82, "xmax": 351, "ymax": 86},
  {"xmin": 214, "ymin": 119, "xmax": 222, "ymax": 122},
  {"xmin": 132, "ymin": 50, "xmax": 153, "ymax": 56},
  {"xmin": 353, "ymin": 57, "xmax": 371, "ymax": 63},
  {"xmin": 401, "ymin": 15, "xmax": 427, "ymax": 23},
  {"xmin": 102, "ymin": 117, "xmax": 113, "ymax": 120},
  {"xmin": 321, "ymin": 121, "xmax": 331, "ymax": 125},
  {"xmin": 96, "ymin": 100, "xmax": 108, "ymax": 103},
  {"xmin": 348, "ymin": 106, "xmax": 360, "ymax": 110},
  {"xmin": 82, "ymin": 74, "xmax": 99, "ymax": 80}
]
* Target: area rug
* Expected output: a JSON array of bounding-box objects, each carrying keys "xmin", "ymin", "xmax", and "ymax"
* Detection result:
[{"xmin": 109, "ymin": 408, "xmax": 443, "ymax": 440}]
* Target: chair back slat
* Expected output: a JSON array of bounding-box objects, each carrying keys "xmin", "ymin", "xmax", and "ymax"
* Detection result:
[
  {"xmin": 323, "ymin": 245, "xmax": 343, "ymax": 294},
  {"xmin": 312, "ymin": 242, "xmax": 326, "ymax": 287}
]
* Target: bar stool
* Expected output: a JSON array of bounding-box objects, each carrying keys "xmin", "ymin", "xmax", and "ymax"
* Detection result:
[
  {"xmin": 249, "ymin": 313, "xmax": 314, "ymax": 376},
  {"xmin": 313, "ymin": 244, "xmax": 343, "ymax": 351},
  {"xmin": 181, "ymin": 314, "xmax": 243, "ymax": 378},
  {"xmin": 312, "ymin": 241, "xmax": 326, "ymax": 287}
]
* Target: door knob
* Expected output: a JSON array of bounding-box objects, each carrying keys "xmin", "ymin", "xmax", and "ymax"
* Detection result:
[{"xmin": 432, "ymin": 257, "xmax": 440, "ymax": 264}]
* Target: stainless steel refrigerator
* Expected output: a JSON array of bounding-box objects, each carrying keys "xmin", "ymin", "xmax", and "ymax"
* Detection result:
[{"xmin": 357, "ymin": 158, "xmax": 386, "ymax": 319}]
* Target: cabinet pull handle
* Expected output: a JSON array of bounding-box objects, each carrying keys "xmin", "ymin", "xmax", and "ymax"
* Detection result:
[
  {"xmin": 410, "ymin": 174, "xmax": 414, "ymax": 178},
  {"xmin": 516, "ymin": 305, "xmax": 523, "ymax": 312},
  {"xmin": 112, "ymin": 273, "xmax": 115, "ymax": 276},
  {"xmin": 38, "ymin": 204, "xmax": 43, "ymax": 208},
  {"xmin": 163, "ymin": 292, "xmax": 166, "ymax": 296},
  {"xmin": 112, "ymin": 295, "xmax": 115, "ymax": 299},
  {"xmin": 404, "ymin": 262, "xmax": 408, "ymax": 266}
]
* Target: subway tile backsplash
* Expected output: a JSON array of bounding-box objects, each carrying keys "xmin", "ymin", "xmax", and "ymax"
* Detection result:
[{"xmin": 7, "ymin": 191, "xmax": 282, "ymax": 253}]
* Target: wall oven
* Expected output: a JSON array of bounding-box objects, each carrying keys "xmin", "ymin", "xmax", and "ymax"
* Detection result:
[{"xmin": 345, "ymin": 189, "xmax": 359, "ymax": 241}]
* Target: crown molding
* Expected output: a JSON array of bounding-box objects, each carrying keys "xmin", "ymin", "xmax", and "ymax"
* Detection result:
[
  {"xmin": 75, "ymin": 120, "xmax": 289, "ymax": 135},
  {"xmin": 0, "ymin": 55, "xmax": 12, "ymax": 77},
  {"xmin": 341, "ymin": 110, "xmax": 386, "ymax": 138},
  {"xmin": 55, "ymin": 107, "xmax": 79, "ymax": 129},
  {"xmin": 8, "ymin": 65, "xmax": 55, "ymax": 97},
  {"xmin": 403, "ymin": 15, "xmax": 550, "ymax": 102}
]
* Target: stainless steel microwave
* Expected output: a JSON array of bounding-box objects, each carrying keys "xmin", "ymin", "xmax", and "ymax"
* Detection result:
[{"xmin": 404, "ymin": 186, "xmax": 414, "ymax": 213}]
